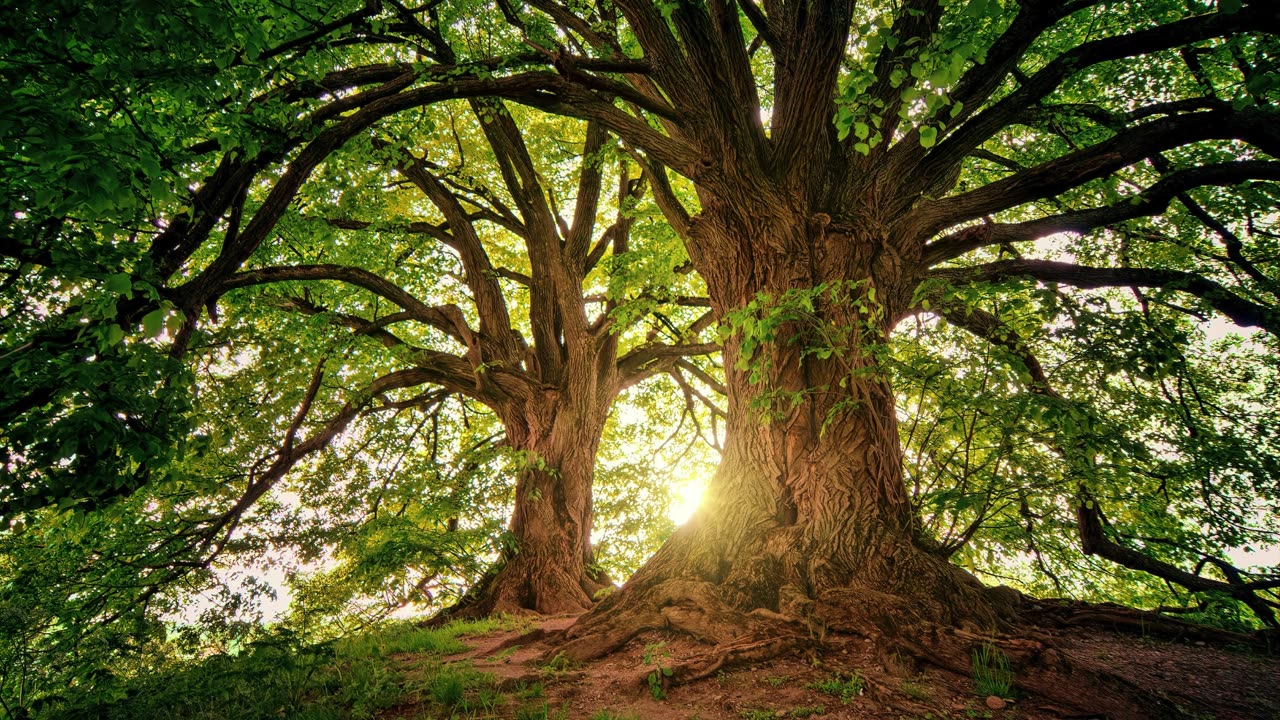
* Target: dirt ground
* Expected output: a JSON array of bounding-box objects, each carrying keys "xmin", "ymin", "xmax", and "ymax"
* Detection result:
[{"xmin": 394, "ymin": 614, "xmax": 1280, "ymax": 720}]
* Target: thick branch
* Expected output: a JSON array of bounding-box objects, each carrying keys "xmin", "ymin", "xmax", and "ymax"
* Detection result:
[
  {"xmin": 1078, "ymin": 493, "xmax": 1279, "ymax": 626},
  {"xmin": 910, "ymin": 4, "xmax": 1280, "ymax": 197},
  {"xmin": 915, "ymin": 109, "xmax": 1280, "ymax": 235},
  {"xmin": 930, "ymin": 259, "xmax": 1280, "ymax": 334},
  {"xmin": 173, "ymin": 70, "xmax": 593, "ymax": 310},
  {"xmin": 616, "ymin": 341, "xmax": 721, "ymax": 390},
  {"xmin": 920, "ymin": 161, "xmax": 1280, "ymax": 265},
  {"xmin": 221, "ymin": 264, "xmax": 476, "ymax": 345}
]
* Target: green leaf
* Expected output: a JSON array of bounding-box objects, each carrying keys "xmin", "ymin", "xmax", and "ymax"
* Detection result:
[
  {"xmin": 919, "ymin": 126, "xmax": 938, "ymax": 148},
  {"xmin": 165, "ymin": 312, "xmax": 185, "ymax": 337},
  {"xmin": 965, "ymin": 0, "xmax": 991, "ymax": 18},
  {"xmin": 105, "ymin": 273, "xmax": 132, "ymax": 296},
  {"xmin": 1219, "ymin": 0, "xmax": 1242, "ymax": 13},
  {"xmin": 142, "ymin": 309, "xmax": 166, "ymax": 338}
]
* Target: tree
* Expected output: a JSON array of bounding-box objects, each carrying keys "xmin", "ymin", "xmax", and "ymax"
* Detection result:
[
  {"xmin": 4, "ymin": 0, "xmax": 1280, "ymax": 705},
  {"xmin": 209, "ymin": 102, "xmax": 719, "ymax": 616},
  {"xmin": 533, "ymin": 0, "xmax": 1280, "ymax": 672}
]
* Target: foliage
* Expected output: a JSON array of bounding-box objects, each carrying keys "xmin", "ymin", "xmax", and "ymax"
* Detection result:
[
  {"xmin": 805, "ymin": 672, "xmax": 864, "ymax": 704},
  {"xmin": 28, "ymin": 618, "xmax": 502, "ymax": 720}
]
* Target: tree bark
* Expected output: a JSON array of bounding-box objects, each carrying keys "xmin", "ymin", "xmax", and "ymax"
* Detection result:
[
  {"xmin": 444, "ymin": 387, "xmax": 614, "ymax": 617},
  {"xmin": 556, "ymin": 198, "xmax": 1002, "ymax": 661}
]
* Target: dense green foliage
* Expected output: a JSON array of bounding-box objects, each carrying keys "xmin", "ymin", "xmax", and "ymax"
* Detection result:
[{"xmin": 2, "ymin": 0, "xmax": 1278, "ymax": 716}]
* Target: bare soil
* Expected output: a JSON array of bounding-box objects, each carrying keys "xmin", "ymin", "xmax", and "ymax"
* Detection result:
[{"xmin": 390, "ymin": 614, "xmax": 1280, "ymax": 720}]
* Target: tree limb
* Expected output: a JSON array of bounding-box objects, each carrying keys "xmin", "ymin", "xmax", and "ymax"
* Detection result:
[
  {"xmin": 929, "ymin": 259, "xmax": 1280, "ymax": 334},
  {"xmin": 920, "ymin": 161, "xmax": 1280, "ymax": 265}
]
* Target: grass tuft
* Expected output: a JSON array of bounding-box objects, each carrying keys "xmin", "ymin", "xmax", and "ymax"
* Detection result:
[{"xmin": 971, "ymin": 643, "xmax": 1015, "ymax": 698}]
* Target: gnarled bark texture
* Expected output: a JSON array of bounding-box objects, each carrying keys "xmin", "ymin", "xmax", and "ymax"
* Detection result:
[
  {"xmin": 557, "ymin": 194, "xmax": 1003, "ymax": 663},
  {"xmin": 452, "ymin": 390, "xmax": 613, "ymax": 617}
]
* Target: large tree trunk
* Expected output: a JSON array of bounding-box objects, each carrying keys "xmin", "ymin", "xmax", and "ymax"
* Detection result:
[
  {"xmin": 446, "ymin": 392, "xmax": 613, "ymax": 617},
  {"xmin": 556, "ymin": 197, "xmax": 1001, "ymax": 661}
]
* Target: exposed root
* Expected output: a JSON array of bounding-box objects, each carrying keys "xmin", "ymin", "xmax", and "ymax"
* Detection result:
[
  {"xmin": 548, "ymin": 577, "xmax": 809, "ymax": 673},
  {"xmin": 1025, "ymin": 598, "xmax": 1275, "ymax": 648},
  {"xmin": 667, "ymin": 636, "xmax": 803, "ymax": 683},
  {"xmin": 425, "ymin": 558, "xmax": 600, "ymax": 626},
  {"xmin": 487, "ymin": 627, "xmax": 549, "ymax": 654}
]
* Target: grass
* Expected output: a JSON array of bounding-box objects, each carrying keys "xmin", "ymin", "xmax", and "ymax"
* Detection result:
[
  {"xmin": 590, "ymin": 711, "xmax": 641, "ymax": 720},
  {"xmin": 540, "ymin": 651, "xmax": 575, "ymax": 673},
  {"xmin": 790, "ymin": 704, "xmax": 827, "ymax": 717},
  {"xmin": 427, "ymin": 666, "xmax": 468, "ymax": 706},
  {"xmin": 806, "ymin": 671, "xmax": 864, "ymax": 703},
  {"xmin": 487, "ymin": 645, "xmax": 519, "ymax": 662},
  {"xmin": 33, "ymin": 617, "xmax": 513, "ymax": 720},
  {"xmin": 515, "ymin": 680, "xmax": 546, "ymax": 699},
  {"xmin": 971, "ymin": 643, "xmax": 1015, "ymax": 698},
  {"xmin": 764, "ymin": 674, "xmax": 789, "ymax": 686}
]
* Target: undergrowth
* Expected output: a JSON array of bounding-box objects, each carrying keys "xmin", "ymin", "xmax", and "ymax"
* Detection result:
[
  {"xmin": 31, "ymin": 617, "xmax": 522, "ymax": 720},
  {"xmin": 805, "ymin": 671, "xmax": 863, "ymax": 703}
]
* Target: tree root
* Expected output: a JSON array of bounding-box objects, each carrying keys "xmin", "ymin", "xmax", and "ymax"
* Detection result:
[
  {"xmin": 424, "ymin": 559, "xmax": 602, "ymax": 626},
  {"xmin": 547, "ymin": 577, "xmax": 810, "ymax": 683},
  {"xmin": 667, "ymin": 636, "xmax": 802, "ymax": 684},
  {"xmin": 542, "ymin": 540, "xmax": 1263, "ymax": 719},
  {"xmin": 1024, "ymin": 597, "xmax": 1275, "ymax": 649}
]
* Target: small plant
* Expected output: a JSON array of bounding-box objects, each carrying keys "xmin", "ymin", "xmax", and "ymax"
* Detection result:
[
  {"xmin": 462, "ymin": 685, "xmax": 506, "ymax": 714},
  {"xmin": 487, "ymin": 646, "xmax": 518, "ymax": 662},
  {"xmin": 428, "ymin": 668, "xmax": 467, "ymax": 707},
  {"xmin": 739, "ymin": 710, "xmax": 776, "ymax": 720},
  {"xmin": 790, "ymin": 705, "xmax": 827, "ymax": 717},
  {"xmin": 765, "ymin": 674, "xmax": 788, "ymax": 686},
  {"xmin": 642, "ymin": 642, "xmax": 674, "ymax": 700},
  {"xmin": 541, "ymin": 651, "xmax": 575, "ymax": 674},
  {"xmin": 970, "ymin": 643, "xmax": 1015, "ymax": 698},
  {"xmin": 517, "ymin": 701, "xmax": 568, "ymax": 720},
  {"xmin": 806, "ymin": 671, "xmax": 863, "ymax": 703},
  {"xmin": 515, "ymin": 680, "xmax": 545, "ymax": 699}
]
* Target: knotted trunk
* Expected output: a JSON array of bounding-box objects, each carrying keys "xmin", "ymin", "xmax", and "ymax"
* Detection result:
[
  {"xmin": 444, "ymin": 389, "xmax": 613, "ymax": 618},
  {"xmin": 557, "ymin": 198, "xmax": 1000, "ymax": 659}
]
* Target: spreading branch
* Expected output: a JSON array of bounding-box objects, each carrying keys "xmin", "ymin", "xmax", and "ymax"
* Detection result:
[
  {"xmin": 929, "ymin": 259, "xmax": 1280, "ymax": 334},
  {"xmin": 920, "ymin": 161, "xmax": 1280, "ymax": 266}
]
